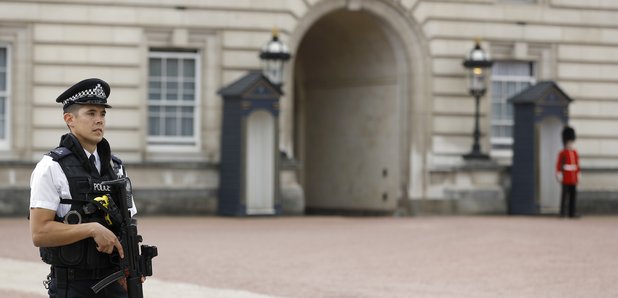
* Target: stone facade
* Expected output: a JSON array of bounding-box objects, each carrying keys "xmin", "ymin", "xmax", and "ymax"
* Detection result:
[{"xmin": 1, "ymin": 0, "xmax": 617, "ymax": 216}]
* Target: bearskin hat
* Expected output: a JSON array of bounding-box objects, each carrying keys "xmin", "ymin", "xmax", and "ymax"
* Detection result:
[{"xmin": 562, "ymin": 126, "xmax": 576, "ymax": 145}]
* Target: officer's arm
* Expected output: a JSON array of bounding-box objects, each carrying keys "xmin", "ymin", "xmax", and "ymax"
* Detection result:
[
  {"xmin": 30, "ymin": 208, "xmax": 124, "ymax": 258},
  {"xmin": 30, "ymin": 207, "xmax": 95, "ymax": 247}
]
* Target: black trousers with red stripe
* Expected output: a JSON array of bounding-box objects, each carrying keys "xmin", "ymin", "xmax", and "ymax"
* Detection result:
[{"xmin": 560, "ymin": 184, "xmax": 577, "ymax": 218}]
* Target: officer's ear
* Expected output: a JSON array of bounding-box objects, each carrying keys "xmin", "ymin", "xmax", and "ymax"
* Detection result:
[{"xmin": 63, "ymin": 112, "xmax": 75, "ymax": 129}]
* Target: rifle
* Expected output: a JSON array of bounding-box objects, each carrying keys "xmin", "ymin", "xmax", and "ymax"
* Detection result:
[{"xmin": 91, "ymin": 177, "xmax": 158, "ymax": 297}]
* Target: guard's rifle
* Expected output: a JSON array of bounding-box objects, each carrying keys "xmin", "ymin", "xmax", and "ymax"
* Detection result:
[{"xmin": 91, "ymin": 177, "xmax": 158, "ymax": 297}]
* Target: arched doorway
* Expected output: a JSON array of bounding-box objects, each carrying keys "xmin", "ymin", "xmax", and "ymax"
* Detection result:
[{"xmin": 294, "ymin": 9, "xmax": 407, "ymax": 213}]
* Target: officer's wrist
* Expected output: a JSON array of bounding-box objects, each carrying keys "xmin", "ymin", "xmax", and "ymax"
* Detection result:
[{"xmin": 85, "ymin": 222, "xmax": 98, "ymax": 238}]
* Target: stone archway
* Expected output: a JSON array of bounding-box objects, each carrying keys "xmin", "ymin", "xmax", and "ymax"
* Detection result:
[
  {"xmin": 281, "ymin": 0, "xmax": 431, "ymax": 214},
  {"xmin": 291, "ymin": 4, "xmax": 417, "ymax": 213}
]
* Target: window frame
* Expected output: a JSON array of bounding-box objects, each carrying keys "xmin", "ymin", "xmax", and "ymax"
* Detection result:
[
  {"xmin": 0, "ymin": 43, "xmax": 11, "ymax": 150},
  {"xmin": 489, "ymin": 61, "xmax": 536, "ymax": 151},
  {"xmin": 147, "ymin": 50, "xmax": 201, "ymax": 151}
]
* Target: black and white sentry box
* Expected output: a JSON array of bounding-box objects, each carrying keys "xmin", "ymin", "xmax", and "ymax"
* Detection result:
[
  {"xmin": 217, "ymin": 71, "xmax": 282, "ymax": 216},
  {"xmin": 508, "ymin": 81, "xmax": 573, "ymax": 215}
]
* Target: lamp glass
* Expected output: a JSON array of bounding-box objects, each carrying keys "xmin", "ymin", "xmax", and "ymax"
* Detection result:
[
  {"xmin": 463, "ymin": 42, "xmax": 492, "ymax": 97},
  {"xmin": 468, "ymin": 67, "xmax": 486, "ymax": 96},
  {"xmin": 260, "ymin": 30, "xmax": 291, "ymax": 86}
]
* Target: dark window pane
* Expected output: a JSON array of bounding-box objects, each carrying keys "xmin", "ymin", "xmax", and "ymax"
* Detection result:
[
  {"xmin": 506, "ymin": 103, "xmax": 513, "ymax": 120},
  {"xmin": 166, "ymin": 81, "xmax": 178, "ymax": 89},
  {"xmin": 181, "ymin": 118, "xmax": 193, "ymax": 136},
  {"xmin": 149, "ymin": 81, "xmax": 162, "ymax": 90},
  {"xmin": 492, "ymin": 82, "xmax": 502, "ymax": 98},
  {"xmin": 182, "ymin": 93, "xmax": 194, "ymax": 101},
  {"xmin": 183, "ymin": 59, "xmax": 195, "ymax": 77},
  {"xmin": 164, "ymin": 106, "xmax": 177, "ymax": 115},
  {"xmin": 149, "ymin": 58, "xmax": 162, "ymax": 76},
  {"xmin": 0, "ymin": 48, "xmax": 6, "ymax": 67},
  {"xmin": 167, "ymin": 59, "xmax": 179, "ymax": 77},
  {"xmin": 148, "ymin": 81, "xmax": 162, "ymax": 100},
  {"xmin": 148, "ymin": 116, "xmax": 160, "ymax": 135},
  {"xmin": 182, "ymin": 82, "xmax": 195, "ymax": 101},
  {"xmin": 492, "ymin": 126, "xmax": 499, "ymax": 138},
  {"xmin": 149, "ymin": 92, "xmax": 161, "ymax": 101},
  {"xmin": 164, "ymin": 116, "xmax": 177, "ymax": 136},
  {"xmin": 166, "ymin": 81, "xmax": 178, "ymax": 100},
  {"xmin": 183, "ymin": 81, "xmax": 195, "ymax": 90},
  {"xmin": 181, "ymin": 107, "xmax": 193, "ymax": 115},
  {"xmin": 148, "ymin": 106, "xmax": 160, "ymax": 136},
  {"xmin": 505, "ymin": 126, "xmax": 513, "ymax": 138}
]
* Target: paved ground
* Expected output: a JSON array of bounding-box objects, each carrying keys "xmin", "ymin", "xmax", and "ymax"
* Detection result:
[{"xmin": 2, "ymin": 215, "xmax": 618, "ymax": 298}]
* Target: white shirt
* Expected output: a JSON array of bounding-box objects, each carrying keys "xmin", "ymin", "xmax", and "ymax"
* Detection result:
[{"xmin": 29, "ymin": 151, "xmax": 137, "ymax": 218}]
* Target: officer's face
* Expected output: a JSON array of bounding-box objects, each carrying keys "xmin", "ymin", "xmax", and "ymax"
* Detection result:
[{"xmin": 65, "ymin": 104, "xmax": 106, "ymax": 151}]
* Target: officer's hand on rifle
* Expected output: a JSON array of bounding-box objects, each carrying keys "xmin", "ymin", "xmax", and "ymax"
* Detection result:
[{"xmin": 90, "ymin": 222, "xmax": 124, "ymax": 258}]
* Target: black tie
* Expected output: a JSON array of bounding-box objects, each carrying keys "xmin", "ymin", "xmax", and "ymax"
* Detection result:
[{"xmin": 89, "ymin": 155, "xmax": 99, "ymax": 176}]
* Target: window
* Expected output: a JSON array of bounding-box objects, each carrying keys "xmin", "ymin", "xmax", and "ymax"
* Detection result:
[
  {"xmin": 490, "ymin": 61, "xmax": 535, "ymax": 150},
  {"xmin": 0, "ymin": 45, "xmax": 9, "ymax": 145},
  {"xmin": 148, "ymin": 51, "xmax": 200, "ymax": 147}
]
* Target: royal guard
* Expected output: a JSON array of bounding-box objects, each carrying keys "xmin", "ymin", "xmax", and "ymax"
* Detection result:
[{"xmin": 555, "ymin": 126, "xmax": 580, "ymax": 218}]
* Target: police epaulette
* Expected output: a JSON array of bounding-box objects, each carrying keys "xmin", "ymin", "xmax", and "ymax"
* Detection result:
[
  {"xmin": 111, "ymin": 154, "xmax": 122, "ymax": 165},
  {"xmin": 47, "ymin": 147, "xmax": 73, "ymax": 161}
]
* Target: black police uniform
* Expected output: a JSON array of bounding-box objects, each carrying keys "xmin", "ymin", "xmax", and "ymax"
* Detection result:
[
  {"xmin": 44, "ymin": 133, "xmax": 127, "ymax": 298},
  {"xmin": 40, "ymin": 78, "xmax": 129, "ymax": 298}
]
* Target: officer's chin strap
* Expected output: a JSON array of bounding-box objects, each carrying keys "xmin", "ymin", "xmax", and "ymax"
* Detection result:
[{"xmin": 91, "ymin": 269, "xmax": 125, "ymax": 294}]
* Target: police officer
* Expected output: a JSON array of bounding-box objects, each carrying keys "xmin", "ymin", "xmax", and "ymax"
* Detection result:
[{"xmin": 29, "ymin": 78, "xmax": 136, "ymax": 297}]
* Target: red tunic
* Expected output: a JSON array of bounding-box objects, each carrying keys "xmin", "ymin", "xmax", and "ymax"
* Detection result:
[{"xmin": 556, "ymin": 149, "xmax": 579, "ymax": 185}]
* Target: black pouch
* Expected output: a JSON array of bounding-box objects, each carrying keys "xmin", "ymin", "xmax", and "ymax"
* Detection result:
[{"xmin": 58, "ymin": 240, "xmax": 84, "ymax": 266}]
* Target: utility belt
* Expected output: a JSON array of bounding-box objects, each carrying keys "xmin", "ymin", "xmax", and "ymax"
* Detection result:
[{"xmin": 51, "ymin": 266, "xmax": 119, "ymax": 281}]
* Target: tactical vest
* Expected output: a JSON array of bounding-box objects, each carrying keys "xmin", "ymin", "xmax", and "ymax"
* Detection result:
[{"xmin": 40, "ymin": 147, "xmax": 124, "ymax": 269}]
